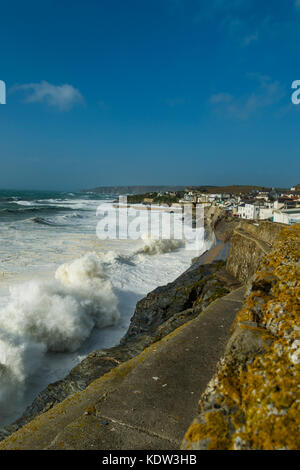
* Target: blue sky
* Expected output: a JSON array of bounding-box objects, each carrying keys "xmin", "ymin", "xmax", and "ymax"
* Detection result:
[{"xmin": 0, "ymin": 0, "xmax": 299, "ymax": 190}]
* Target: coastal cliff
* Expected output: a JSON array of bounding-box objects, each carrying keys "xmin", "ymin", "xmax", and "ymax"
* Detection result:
[
  {"xmin": 0, "ymin": 216, "xmax": 298, "ymax": 450},
  {"xmin": 182, "ymin": 223, "xmax": 300, "ymax": 450}
]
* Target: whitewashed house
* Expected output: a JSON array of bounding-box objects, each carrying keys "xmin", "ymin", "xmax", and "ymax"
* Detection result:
[
  {"xmin": 237, "ymin": 203, "xmax": 260, "ymax": 220},
  {"xmin": 273, "ymin": 209, "xmax": 300, "ymax": 225},
  {"xmin": 259, "ymin": 207, "xmax": 274, "ymax": 220}
]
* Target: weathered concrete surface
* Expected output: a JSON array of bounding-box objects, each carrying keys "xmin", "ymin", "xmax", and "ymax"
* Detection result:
[
  {"xmin": 93, "ymin": 288, "xmax": 245, "ymax": 446},
  {"xmin": 0, "ymin": 288, "xmax": 244, "ymax": 450}
]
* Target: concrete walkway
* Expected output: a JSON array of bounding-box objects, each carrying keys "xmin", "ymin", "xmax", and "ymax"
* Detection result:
[{"xmin": 0, "ymin": 288, "xmax": 244, "ymax": 450}]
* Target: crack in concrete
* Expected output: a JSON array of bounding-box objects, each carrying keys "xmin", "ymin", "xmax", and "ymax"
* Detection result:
[{"xmin": 98, "ymin": 414, "xmax": 180, "ymax": 447}]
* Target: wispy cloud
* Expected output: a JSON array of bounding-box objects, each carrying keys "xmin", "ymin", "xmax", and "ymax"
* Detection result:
[
  {"xmin": 190, "ymin": 1, "xmax": 300, "ymax": 48},
  {"xmin": 219, "ymin": 14, "xmax": 260, "ymax": 47},
  {"xmin": 190, "ymin": 2, "xmax": 261, "ymax": 47},
  {"xmin": 11, "ymin": 81, "xmax": 84, "ymax": 111},
  {"xmin": 210, "ymin": 75, "xmax": 285, "ymax": 119}
]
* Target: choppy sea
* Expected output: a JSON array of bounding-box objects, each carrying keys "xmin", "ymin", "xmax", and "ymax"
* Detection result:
[{"xmin": 0, "ymin": 190, "xmax": 213, "ymax": 426}]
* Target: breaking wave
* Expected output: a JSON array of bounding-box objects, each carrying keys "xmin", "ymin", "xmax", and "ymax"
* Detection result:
[
  {"xmin": 0, "ymin": 253, "xmax": 119, "ymax": 412},
  {"xmin": 135, "ymin": 235, "xmax": 185, "ymax": 256},
  {"xmin": 30, "ymin": 217, "xmax": 58, "ymax": 226},
  {"xmin": 0, "ymin": 205, "xmax": 74, "ymax": 216}
]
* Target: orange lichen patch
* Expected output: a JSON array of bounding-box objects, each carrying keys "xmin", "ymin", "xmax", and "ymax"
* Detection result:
[
  {"xmin": 220, "ymin": 376, "xmax": 242, "ymax": 405},
  {"xmin": 183, "ymin": 223, "xmax": 300, "ymax": 450},
  {"xmin": 231, "ymin": 306, "xmax": 254, "ymax": 328},
  {"xmin": 184, "ymin": 411, "xmax": 231, "ymax": 450},
  {"xmin": 84, "ymin": 405, "xmax": 96, "ymax": 415},
  {"xmin": 235, "ymin": 345, "xmax": 300, "ymax": 450}
]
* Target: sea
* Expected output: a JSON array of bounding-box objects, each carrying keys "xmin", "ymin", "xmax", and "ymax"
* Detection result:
[{"xmin": 0, "ymin": 190, "xmax": 213, "ymax": 427}]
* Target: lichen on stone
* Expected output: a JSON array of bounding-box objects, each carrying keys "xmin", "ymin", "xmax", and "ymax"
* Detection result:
[{"xmin": 182, "ymin": 224, "xmax": 300, "ymax": 450}]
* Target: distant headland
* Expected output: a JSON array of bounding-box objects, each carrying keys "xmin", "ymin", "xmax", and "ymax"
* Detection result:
[{"xmin": 81, "ymin": 184, "xmax": 283, "ymax": 196}]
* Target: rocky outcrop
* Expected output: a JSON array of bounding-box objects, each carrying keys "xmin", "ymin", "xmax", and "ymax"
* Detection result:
[{"xmin": 182, "ymin": 223, "xmax": 300, "ymax": 450}]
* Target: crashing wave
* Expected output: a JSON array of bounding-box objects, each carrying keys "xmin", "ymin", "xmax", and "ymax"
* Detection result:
[
  {"xmin": 0, "ymin": 253, "xmax": 119, "ymax": 412},
  {"xmin": 30, "ymin": 217, "xmax": 57, "ymax": 226},
  {"xmin": 135, "ymin": 234, "xmax": 185, "ymax": 256}
]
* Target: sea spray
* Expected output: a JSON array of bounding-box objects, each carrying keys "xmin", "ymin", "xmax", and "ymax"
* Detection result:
[
  {"xmin": 135, "ymin": 234, "xmax": 185, "ymax": 256},
  {"xmin": 0, "ymin": 253, "xmax": 119, "ymax": 414}
]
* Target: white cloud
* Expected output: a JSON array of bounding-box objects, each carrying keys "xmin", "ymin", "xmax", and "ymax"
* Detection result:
[{"xmin": 12, "ymin": 81, "xmax": 84, "ymax": 110}]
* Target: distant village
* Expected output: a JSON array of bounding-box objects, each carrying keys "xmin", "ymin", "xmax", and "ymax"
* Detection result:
[{"xmin": 127, "ymin": 184, "xmax": 300, "ymax": 225}]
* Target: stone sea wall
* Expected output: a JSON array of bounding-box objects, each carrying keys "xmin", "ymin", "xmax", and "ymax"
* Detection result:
[
  {"xmin": 182, "ymin": 223, "xmax": 300, "ymax": 450},
  {"xmin": 225, "ymin": 220, "xmax": 284, "ymax": 283}
]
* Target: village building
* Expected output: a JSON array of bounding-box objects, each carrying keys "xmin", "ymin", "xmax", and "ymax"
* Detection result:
[
  {"xmin": 237, "ymin": 203, "xmax": 260, "ymax": 220},
  {"xmin": 273, "ymin": 208, "xmax": 300, "ymax": 225}
]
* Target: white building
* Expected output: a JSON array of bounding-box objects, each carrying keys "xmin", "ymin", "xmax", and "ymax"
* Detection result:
[
  {"xmin": 256, "ymin": 192, "xmax": 269, "ymax": 201},
  {"xmin": 208, "ymin": 194, "xmax": 222, "ymax": 203},
  {"xmin": 273, "ymin": 209, "xmax": 300, "ymax": 225},
  {"xmin": 237, "ymin": 203, "xmax": 260, "ymax": 220},
  {"xmin": 197, "ymin": 194, "xmax": 209, "ymax": 203},
  {"xmin": 274, "ymin": 200, "xmax": 284, "ymax": 210},
  {"xmin": 259, "ymin": 207, "xmax": 274, "ymax": 220}
]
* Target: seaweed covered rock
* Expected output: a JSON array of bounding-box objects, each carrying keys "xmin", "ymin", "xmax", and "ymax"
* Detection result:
[{"xmin": 182, "ymin": 223, "xmax": 300, "ymax": 450}]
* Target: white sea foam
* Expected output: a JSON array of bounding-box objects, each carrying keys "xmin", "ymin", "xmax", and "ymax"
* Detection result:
[
  {"xmin": 0, "ymin": 253, "xmax": 119, "ymax": 413},
  {"xmin": 0, "ymin": 196, "xmax": 212, "ymax": 425},
  {"xmin": 13, "ymin": 200, "xmax": 36, "ymax": 206},
  {"xmin": 135, "ymin": 234, "xmax": 185, "ymax": 256}
]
